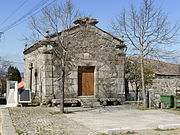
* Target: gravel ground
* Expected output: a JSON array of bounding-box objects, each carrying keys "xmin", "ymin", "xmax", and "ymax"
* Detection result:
[
  {"xmin": 9, "ymin": 107, "xmax": 98, "ymax": 135},
  {"xmin": 9, "ymin": 106, "xmax": 180, "ymax": 135}
]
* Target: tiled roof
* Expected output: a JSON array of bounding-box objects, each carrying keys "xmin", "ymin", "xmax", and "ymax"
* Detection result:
[
  {"xmin": 127, "ymin": 56, "xmax": 180, "ymax": 75},
  {"xmin": 18, "ymin": 78, "xmax": 24, "ymax": 89},
  {"xmin": 145, "ymin": 59, "xmax": 180, "ymax": 75}
]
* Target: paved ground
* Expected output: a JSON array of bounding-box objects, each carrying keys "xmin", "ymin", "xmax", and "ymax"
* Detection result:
[
  {"xmin": 63, "ymin": 105, "xmax": 180, "ymax": 133},
  {"xmin": 0, "ymin": 105, "xmax": 6, "ymax": 135},
  {"xmin": 0, "ymin": 105, "xmax": 17, "ymax": 135},
  {"xmin": 0, "ymin": 110, "xmax": 1, "ymax": 135},
  {"xmin": 7, "ymin": 105, "xmax": 180, "ymax": 135},
  {"xmin": 9, "ymin": 107, "xmax": 98, "ymax": 135}
]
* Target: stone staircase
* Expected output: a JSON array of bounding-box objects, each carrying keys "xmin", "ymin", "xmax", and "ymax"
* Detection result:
[{"xmin": 78, "ymin": 97, "xmax": 101, "ymax": 107}]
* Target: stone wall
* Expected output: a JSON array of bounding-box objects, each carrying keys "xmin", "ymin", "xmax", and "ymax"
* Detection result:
[
  {"xmin": 24, "ymin": 45, "xmax": 55, "ymax": 103},
  {"xmin": 50, "ymin": 24, "xmax": 125, "ymax": 100},
  {"xmin": 149, "ymin": 77, "xmax": 180, "ymax": 106},
  {"xmin": 24, "ymin": 18, "xmax": 126, "ymax": 104},
  {"xmin": 126, "ymin": 76, "xmax": 180, "ymax": 107}
]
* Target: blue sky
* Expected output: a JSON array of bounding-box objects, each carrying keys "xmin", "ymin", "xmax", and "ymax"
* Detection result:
[{"xmin": 0, "ymin": 0, "xmax": 180, "ymax": 72}]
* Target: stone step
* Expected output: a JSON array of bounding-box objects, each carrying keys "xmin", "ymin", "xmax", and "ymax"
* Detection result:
[
  {"xmin": 78, "ymin": 98, "xmax": 101, "ymax": 107},
  {"xmin": 158, "ymin": 124, "xmax": 180, "ymax": 130},
  {"xmin": 124, "ymin": 101, "xmax": 142, "ymax": 105},
  {"xmin": 51, "ymin": 98, "xmax": 101, "ymax": 107},
  {"xmin": 52, "ymin": 98, "xmax": 79, "ymax": 104}
]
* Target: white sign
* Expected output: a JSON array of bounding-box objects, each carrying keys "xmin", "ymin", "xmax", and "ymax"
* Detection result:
[{"xmin": 6, "ymin": 81, "xmax": 18, "ymax": 107}]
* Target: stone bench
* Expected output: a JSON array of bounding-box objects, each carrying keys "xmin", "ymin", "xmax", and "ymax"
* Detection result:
[
  {"xmin": 158, "ymin": 124, "xmax": 180, "ymax": 130},
  {"xmin": 99, "ymin": 98, "xmax": 124, "ymax": 106},
  {"xmin": 51, "ymin": 98, "xmax": 79, "ymax": 107}
]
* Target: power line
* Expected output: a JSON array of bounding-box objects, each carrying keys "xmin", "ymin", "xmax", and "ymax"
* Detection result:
[
  {"xmin": 1, "ymin": 0, "xmax": 57, "ymax": 32},
  {"xmin": 0, "ymin": 0, "xmax": 28, "ymax": 28},
  {"xmin": 0, "ymin": 59, "xmax": 23, "ymax": 65},
  {"xmin": 1, "ymin": 0, "xmax": 47, "ymax": 32}
]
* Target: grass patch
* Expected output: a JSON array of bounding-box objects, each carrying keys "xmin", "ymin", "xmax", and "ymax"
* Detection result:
[
  {"xmin": 154, "ymin": 128, "xmax": 176, "ymax": 131},
  {"xmin": 126, "ymin": 131, "xmax": 136, "ymax": 134},
  {"xmin": 16, "ymin": 129, "xmax": 29, "ymax": 135},
  {"xmin": 16, "ymin": 129, "xmax": 24, "ymax": 135},
  {"xmin": 164, "ymin": 108, "xmax": 180, "ymax": 115},
  {"xmin": 64, "ymin": 111, "xmax": 74, "ymax": 114},
  {"xmin": 49, "ymin": 111, "xmax": 61, "ymax": 115},
  {"xmin": 169, "ymin": 108, "xmax": 180, "ymax": 111},
  {"xmin": 49, "ymin": 110, "xmax": 74, "ymax": 115},
  {"xmin": 136, "ymin": 107, "xmax": 158, "ymax": 110},
  {"xmin": 97, "ymin": 131, "xmax": 135, "ymax": 135}
]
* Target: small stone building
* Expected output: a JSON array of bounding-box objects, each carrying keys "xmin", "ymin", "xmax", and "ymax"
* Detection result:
[
  {"xmin": 126, "ymin": 59, "xmax": 180, "ymax": 106},
  {"xmin": 148, "ymin": 61, "xmax": 180, "ymax": 106},
  {"xmin": 23, "ymin": 17, "xmax": 126, "ymax": 106}
]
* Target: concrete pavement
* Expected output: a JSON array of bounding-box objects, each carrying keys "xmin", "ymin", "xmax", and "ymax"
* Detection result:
[
  {"xmin": 64, "ymin": 105, "xmax": 180, "ymax": 133},
  {"xmin": 0, "ymin": 105, "xmax": 17, "ymax": 135},
  {"xmin": 0, "ymin": 105, "xmax": 180, "ymax": 135}
]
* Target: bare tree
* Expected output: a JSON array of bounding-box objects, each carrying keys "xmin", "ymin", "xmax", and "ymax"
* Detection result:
[
  {"xmin": 26, "ymin": 0, "xmax": 81, "ymax": 113},
  {"xmin": 125, "ymin": 57, "xmax": 154, "ymax": 102},
  {"xmin": 111, "ymin": 0, "xmax": 180, "ymax": 107},
  {"xmin": 0, "ymin": 57, "xmax": 11, "ymax": 77},
  {"xmin": 0, "ymin": 57, "xmax": 11, "ymax": 95}
]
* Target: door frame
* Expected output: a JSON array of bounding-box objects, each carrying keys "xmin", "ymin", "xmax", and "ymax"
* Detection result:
[{"xmin": 78, "ymin": 66, "xmax": 96, "ymax": 97}]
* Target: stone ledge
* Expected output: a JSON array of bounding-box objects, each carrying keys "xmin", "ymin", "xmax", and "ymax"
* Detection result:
[
  {"xmin": 1, "ymin": 108, "xmax": 17, "ymax": 135},
  {"xmin": 158, "ymin": 124, "xmax": 180, "ymax": 130},
  {"xmin": 52, "ymin": 98, "xmax": 79, "ymax": 104},
  {"xmin": 105, "ymin": 128, "xmax": 134, "ymax": 135}
]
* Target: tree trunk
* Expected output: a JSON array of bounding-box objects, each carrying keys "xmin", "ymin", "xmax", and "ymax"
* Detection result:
[
  {"xmin": 140, "ymin": 56, "xmax": 147, "ymax": 108},
  {"xmin": 60, "ymin": 58, "xmax": 65, "ymax": 113},
  {"xmin": 135, "ymin": 83, "xmax": 138, "ymax": 101},
  {"xmin": 60, "ymin": 68, "xmax": 65, "ymax": 113}
]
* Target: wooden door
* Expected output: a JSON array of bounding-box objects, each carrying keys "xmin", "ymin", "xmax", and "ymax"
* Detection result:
[{"xmin": 78, "ymin": 66, "xmax": 94, "ymax": 96}]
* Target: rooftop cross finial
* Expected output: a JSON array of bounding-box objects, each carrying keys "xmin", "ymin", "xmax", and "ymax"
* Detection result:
[{"xmin": 74, "ymin": 17, "xmax": 98, "ymax": 26}]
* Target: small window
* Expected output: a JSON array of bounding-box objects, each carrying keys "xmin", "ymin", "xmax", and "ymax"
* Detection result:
[
  {"xmin": 34, "ymin": 69, "xmax": 38, "ymax": 77},
  {"xmin": 10, "ymin": 82, "xmax": 15, "ymax": 89}
]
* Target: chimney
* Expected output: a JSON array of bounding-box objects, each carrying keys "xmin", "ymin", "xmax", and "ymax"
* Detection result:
[{"xmin": 74, "ymin": 17, "xmax": 98, "ymax": 26}]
